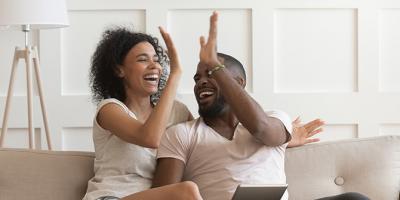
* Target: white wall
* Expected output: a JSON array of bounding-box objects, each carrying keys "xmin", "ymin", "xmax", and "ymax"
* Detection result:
[{"xmin": 1, "ymin": 0, "xmax": 400, "ymax": 151}]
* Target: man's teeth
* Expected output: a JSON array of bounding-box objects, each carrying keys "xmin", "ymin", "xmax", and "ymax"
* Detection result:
[{"xmin": 199, "ymin": 91, "xmax": 214, "ymax": 98}]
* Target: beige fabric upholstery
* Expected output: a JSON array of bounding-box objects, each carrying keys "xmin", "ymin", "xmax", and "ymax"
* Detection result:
[
  {"xmin": 0, "ymin": 135, "xmax": 398, "ymax": 200},
  {"xmin": 285, "ymin": 135, "xmax": 400, "ymax": 200},
  {"xmin": 0, "ymin": 148, "xmax": 94, "ymax": 200}
]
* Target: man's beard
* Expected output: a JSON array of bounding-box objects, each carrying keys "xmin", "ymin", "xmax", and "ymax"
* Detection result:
[{"xmin": 198, "ymin": 95, "xmax": 225, "ymax": 118}]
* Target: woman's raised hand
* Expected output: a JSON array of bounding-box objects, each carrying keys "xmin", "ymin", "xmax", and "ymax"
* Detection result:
[
  {"xmin": 159, "ymin": 26, "xmax": 182, "ymax": 75},
  {"xmin": 199, "ymin": 11, "xmax": 222, "ymax": 69}
]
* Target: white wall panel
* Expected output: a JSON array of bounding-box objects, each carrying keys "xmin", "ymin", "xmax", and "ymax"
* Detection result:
[
  {"xmin": 1, "ymin": 0, "xmax": 400, "ymax": 151},
  {"xmin": 379, "ymin": 9, "xmax": 400, "ymax": 92},
  {"xmin": 0, "ymin": 128, "xmax": 41, "ymax": 149},
  {"xmin": 316, "ymin": 124, "xmax": 358, "ymax": 142},
  {"xmin": 380, "ymin": 124, "xmax": 400, "ymax": 136},
  {"xmin": 168, "ymin": 9, "xmax": 253, "ymax": 93},
  {"xmin": 274, "ymin": 9, "xmax": 357, "ymax": 93},
  {"xmin": 62, "ymin": 127, "xmax": 94, "ymax": 151},
  {"xmin": 62, "ymin": 10, "xmax": 146, "ymax": 95}
]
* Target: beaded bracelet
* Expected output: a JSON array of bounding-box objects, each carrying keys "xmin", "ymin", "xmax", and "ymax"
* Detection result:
[{"xmin": 207, "ymin": 64, "xmax": 225, "ymax": 76}]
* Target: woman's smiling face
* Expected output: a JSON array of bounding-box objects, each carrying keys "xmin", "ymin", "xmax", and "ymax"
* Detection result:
[{"xmin": 118, "ymin": 41, "xmax": 162, "ymax": 96}]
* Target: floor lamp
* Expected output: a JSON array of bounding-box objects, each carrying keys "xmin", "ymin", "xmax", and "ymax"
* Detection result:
[{"xmin": 0, "ymin": 0, "xmax": 69, "ymax": 150}]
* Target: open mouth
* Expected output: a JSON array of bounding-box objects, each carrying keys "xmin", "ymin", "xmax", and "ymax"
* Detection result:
[
  {"xmin": 143, "ymin": 74, "xmax": 159, "ymax": 85},
  {"xmin": 197, "ymin": 89, "xmax": 215, "ymax": 103}
]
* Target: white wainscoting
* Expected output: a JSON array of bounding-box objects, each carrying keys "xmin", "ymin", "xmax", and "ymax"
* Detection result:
[{"xmin": 1, "ymin": 0, "xmax": 399, "ymax": 151}]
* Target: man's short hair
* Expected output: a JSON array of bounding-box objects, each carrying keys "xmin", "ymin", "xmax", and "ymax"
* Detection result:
[{"xmin": 217, "ymin": 52, "xmax": 246, "ymax": 80}]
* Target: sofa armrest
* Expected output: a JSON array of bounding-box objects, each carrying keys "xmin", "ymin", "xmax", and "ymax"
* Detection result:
[
  {"xmin": 0, "ymin": 148, "xmax": 95, "ymax": 200},
  {"xmin": 285, "ymin": 135, "xmax": 400, "ymax": 200}
]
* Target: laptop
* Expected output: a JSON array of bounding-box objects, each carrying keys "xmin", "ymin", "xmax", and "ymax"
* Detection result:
[{"xmin": 231, "ymin": 184, "xmax": 288, "ymax": 200}]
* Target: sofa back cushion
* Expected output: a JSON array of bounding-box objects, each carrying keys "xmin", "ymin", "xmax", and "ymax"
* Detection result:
[
  {"xmin": 0, "ymin": 148, "xmax": 94, "ymax": 200},
  {"xmin": 0, "ymin": 136, "xmax": 399, "ymax": 200},
  {"xmin": 285, "ymin": 135, "xmax": 400, "ymax": 200}
]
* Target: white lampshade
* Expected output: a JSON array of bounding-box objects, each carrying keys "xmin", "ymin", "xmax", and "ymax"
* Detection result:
[{"xmin": 0, "ymin": 0, "xmax": 69, "ymax": 30}]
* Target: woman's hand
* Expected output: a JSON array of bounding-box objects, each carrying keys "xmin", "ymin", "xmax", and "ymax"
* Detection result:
[
  {"xmin": 199, "ymin": 11, "xmax": 222, "ymax": 69},
  {"xmin": 287, "ymin": 117, "xmax": 325, "ymax": 148},
  {"xmin": 159, "ymin": 26, "xmax": 182, "ymax": 76}
]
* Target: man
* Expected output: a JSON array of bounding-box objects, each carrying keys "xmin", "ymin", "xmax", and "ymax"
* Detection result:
[
  {"xmin": 152, "ymin": 12, "xmax": 368, "ymax": 200},
  {"xmin": 153, "ymin": 51, "xmax": 293, "ymax": 200},
  {"xmin": 151, "ymin": 12, "xmax": 295, "ymax": 200}
]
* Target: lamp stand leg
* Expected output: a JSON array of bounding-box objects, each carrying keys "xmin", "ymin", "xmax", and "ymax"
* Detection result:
[
  {"xmin": 32, "ymin": 47, "xmax": 52, "ymax": 150},
  {"xmin": 1, "ymin": 46, "xmax": 53, "ymax": 150},
  {"xmin": 25, "ymin": 47, "xmax": 34, "ymax": 149},
  {"xmin": 0, "ymin": 48, "xmax": 21, "ymax": 147}
]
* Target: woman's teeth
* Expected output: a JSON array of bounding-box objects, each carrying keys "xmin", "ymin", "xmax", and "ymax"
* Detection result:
[{"xmin": 144, "ymin": 74, "xmax": 159, "ymax": 81}]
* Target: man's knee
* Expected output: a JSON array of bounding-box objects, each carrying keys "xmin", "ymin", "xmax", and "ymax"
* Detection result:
[
  {"xmin": 341, "ymin": 192, "xmax": 370, "ymax": 200},
  {"xmin": 178, "ymin": 181, "xmax": 201, "ymax": 200},
  {"xmin": 317, "ymin": 192, "xmax": 370, "ymax": 200}
]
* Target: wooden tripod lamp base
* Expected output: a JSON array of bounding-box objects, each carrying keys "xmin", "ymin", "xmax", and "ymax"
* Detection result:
[{"xmin": 0, "ymin": 46, "xmax": 52, "ymax": 150}]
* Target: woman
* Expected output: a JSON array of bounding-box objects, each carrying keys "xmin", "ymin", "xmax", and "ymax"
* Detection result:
[{"xmin": 83, "ymin": 26, "xmax": 202, "ymax": 200}]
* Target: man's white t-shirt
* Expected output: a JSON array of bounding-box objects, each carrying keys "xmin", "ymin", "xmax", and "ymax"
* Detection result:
[{"xmin": 157, "ymin": 110, "xmax": 292, "ymax": 200}]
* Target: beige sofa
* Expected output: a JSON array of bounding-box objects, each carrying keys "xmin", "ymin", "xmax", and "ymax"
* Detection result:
[{"xmin": 0, "ymin": 135, "xmax": 399, "ymax": 200}]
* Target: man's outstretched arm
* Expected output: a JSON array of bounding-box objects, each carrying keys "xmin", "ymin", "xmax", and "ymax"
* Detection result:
[
  {"xmin": 199, "ymin": 12, "xmax": 289, "ymax": 146},
  {"xmin": 152, "ymin": 158, "xmax": 185, "ymax": 188}
]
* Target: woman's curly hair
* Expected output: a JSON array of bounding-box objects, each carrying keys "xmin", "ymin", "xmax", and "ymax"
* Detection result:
[{"xmin": 89, "ymin": 26, "xmax": 169, "ymax": 104}]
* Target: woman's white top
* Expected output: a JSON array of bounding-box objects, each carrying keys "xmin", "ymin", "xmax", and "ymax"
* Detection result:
[{"xmin": 83, "ymin": 98, "xmax": 191, "ymax": 200}]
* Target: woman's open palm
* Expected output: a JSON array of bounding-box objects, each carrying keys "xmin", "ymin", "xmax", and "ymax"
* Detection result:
[{"xmin": 159, "ymin": 26, "xmax": 182, "ymax": 75}]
